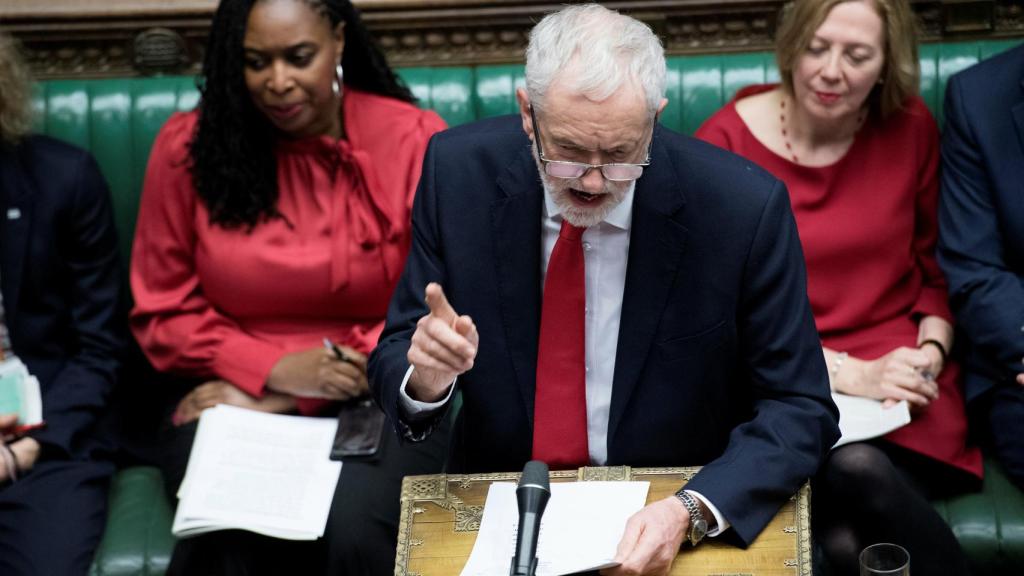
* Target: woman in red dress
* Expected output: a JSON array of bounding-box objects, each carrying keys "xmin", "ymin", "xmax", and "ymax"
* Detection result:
[
  {"xmin": 697, "ymin": 0, "xmax": 980, "ymax": 574},
  {"xmin": 130, "ymin": 0, "xmax": 447, "ymax": 574}
]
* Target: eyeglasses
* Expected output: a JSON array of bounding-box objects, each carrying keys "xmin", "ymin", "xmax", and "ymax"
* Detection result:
[{"xmin": 529, "ymin": 105, "xmax": 656, "ymax": 182}]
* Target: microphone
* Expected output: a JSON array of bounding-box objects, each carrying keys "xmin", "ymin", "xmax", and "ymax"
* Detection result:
[{"xmin": 510, "ymin": 460, "xmax": 551, "ymax": 576}]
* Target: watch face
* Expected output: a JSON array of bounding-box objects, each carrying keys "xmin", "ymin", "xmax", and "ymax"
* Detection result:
[{"xmin": 690, "ymin": 518, "xmax": 708, "ymax": 543}]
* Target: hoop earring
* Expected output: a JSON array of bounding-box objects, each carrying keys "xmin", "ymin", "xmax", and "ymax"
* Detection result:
[{"xmin": 332, "ymin": 63, "xmax": 344, "ymax": 97}]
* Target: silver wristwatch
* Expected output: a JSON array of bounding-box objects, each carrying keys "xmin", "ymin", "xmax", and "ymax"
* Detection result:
[{"xmin": 674, "ymin": 489, "xmax": 708, "ymax": 546}]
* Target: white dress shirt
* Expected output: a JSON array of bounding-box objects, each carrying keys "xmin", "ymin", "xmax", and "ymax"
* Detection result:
[{"xmin": 399, "ymin": 184, "xmax": 729, "ymax": 535}]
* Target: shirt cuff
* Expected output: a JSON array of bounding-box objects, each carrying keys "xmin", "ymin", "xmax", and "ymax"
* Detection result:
[
  {"xmin": 685, "ymin": 489, "xmax": 730, "ymax": 537},
  {"xmin": 398, "ymin": 365, "xmax": 456, "ymax": 419}
]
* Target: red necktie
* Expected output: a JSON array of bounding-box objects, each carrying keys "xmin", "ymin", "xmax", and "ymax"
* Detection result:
[{"xmin": 533, "ymin": 220, "xmax": 589, "ymax": 468}]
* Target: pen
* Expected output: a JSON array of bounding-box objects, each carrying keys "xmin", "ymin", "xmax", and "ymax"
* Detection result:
[{"xmin": 323, "ymin": 337, "xmax": 355, "ymax": 365}]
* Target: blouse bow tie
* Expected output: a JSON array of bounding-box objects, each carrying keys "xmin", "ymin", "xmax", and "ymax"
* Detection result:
[{"xmin": 329, "ymin": 145, "xmax": 402, "ymax": 292}]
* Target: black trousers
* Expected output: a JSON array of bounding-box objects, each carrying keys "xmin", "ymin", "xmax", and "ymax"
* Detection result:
[
  {"xmin": 0, "ymin": 458, "xmax": 114, "ymax": 576},
  {"xmin": 159, "ymin": 410, "xmax": 450, "ymax": 576}
]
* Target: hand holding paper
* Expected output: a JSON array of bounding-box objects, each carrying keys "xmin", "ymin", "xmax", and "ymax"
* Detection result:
[
  {"xmin": 603, "ymin": 497, "xmax": 688, "ymax": 576},
  {"xmin": 832, "ymin": 392, "xmax": 911, "ymax": 448},
  {"xmin": 0, "ymin": 357, "xmax": 43, "ymax": 437},
  {"xmin": 461, "ymin": 481, "xmax": 650, "ymax": 576}
]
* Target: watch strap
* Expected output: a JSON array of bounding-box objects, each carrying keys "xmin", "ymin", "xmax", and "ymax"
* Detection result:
[{"xmin": 674, "ymin": 489, "xmax": 706, "ymax": 545}]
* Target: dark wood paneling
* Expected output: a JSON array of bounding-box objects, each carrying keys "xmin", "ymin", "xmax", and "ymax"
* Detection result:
[{"xmin": 1, "ymin": 0, "xmax": 1021, "ymax": 78}]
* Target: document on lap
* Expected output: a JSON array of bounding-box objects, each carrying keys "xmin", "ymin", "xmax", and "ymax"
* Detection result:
[
  {"xmin": 172, "ymin": 405, "xmax": 343, "ymax": 540},
  {"xmin": 0, "ymin": 357, "xmax": 43, "ymax": 434},
  {"xmin": 461, "ymin": 481, "xmax": 650, "ymax": 576},
  {"xmin": 831, "ymin": 393, "xmax": 911, "ymax": 448}
]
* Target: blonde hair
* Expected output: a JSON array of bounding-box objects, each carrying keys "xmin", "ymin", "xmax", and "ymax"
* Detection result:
[
  {"xmin": 774, "ymin": 0, "xmax": 919, "ymax": 119},
  {"xmin": 0, "ymin": 33, "xmax": 33, "ymax": 146}
]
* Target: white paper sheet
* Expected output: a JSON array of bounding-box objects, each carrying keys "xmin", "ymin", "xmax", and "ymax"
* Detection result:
[
  {"xmin": 0, "ymin": 357, "xmax": 42, "ymax": 426},
  {"xmin": 173, "ymin": 405, "xmax": 342, "ymax": 540},
  {"xmin": 461, "ymin": 481, "xmax": 650, "ymax": 576},
  {"xmin": 832, "ymin": 393, "xmax": 911, "ymax": 448}
]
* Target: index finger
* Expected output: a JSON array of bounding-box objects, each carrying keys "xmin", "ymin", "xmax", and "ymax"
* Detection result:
[{"xmin": 425, "ymin": 282, "xmax": 458, "ymax": 323}]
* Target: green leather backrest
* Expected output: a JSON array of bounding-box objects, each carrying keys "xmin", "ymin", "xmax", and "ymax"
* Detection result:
[
  {"xmin": 32, "ymin": 39, "xmax": 1021, "ymax": 264},
  {"xmin": 34, "ymin": 77, "xmax": 200, "ymax": 269}
]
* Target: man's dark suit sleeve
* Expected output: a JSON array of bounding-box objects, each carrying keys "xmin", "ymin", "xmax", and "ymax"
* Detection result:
[
  {"xmin": 937, "ymin": 73, "xmax": 1024, "ymax": 379},
  {"xmin": 683, "ymin": 178, "xmax": 839, "ymax": 545},
  {"xmin": 370, "ymin": 133, "xmax": 448, "ymax": 437},
  {"xmin": 30, "ymin": 151, "xmax": 125, "ymax": 458}
]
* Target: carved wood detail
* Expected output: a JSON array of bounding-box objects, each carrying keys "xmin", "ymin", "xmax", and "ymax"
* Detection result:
[{"xmin": 1, "ymin": 0, "xmax": 1021, "ymax": 79}]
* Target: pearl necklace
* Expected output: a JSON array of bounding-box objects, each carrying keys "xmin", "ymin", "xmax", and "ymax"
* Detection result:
[{"xmin": 779, "ymin": 96, "xmax": 867, "ymax": 165}]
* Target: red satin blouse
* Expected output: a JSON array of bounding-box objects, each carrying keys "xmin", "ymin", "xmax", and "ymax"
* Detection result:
[{"xmin": 130, "ymin": 89, "xmax": 446, "ymax": 415}]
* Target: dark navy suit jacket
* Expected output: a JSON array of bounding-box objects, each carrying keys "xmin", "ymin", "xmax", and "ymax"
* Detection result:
[
  {"xmin": 938, "ymin": 44, "xmax": 1024, "ymax": 402},
  {"xmin": 369, "ymin": 115, "xmax": 839, "ymax": 545},
  {"xmin": 0, "ymin": 135, "xmax": 125, "ymax": 459}
]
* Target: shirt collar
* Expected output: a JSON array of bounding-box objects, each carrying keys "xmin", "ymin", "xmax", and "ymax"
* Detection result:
[{"xmin": 542, "ymin": 182, "xmax": 635, "ymax": 231}]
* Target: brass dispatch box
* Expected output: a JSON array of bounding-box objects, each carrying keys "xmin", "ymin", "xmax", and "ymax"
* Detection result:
[{"xmin": 395, "ymin": 466, "xmax": 811, "ymax": 576}]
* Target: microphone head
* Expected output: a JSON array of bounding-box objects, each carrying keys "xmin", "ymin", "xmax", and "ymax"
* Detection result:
[{"xmin": 518, "ymin": 460, "xmax": 550, "ymax": 492}]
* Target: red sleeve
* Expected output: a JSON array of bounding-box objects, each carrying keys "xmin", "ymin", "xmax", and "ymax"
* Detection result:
[
  {"xmin": 908, "ymin": 101, "xmax": 952, "ymax": 322},
  {"xmin": 403, "ymin": 109, "xmax": 447, "ymax": 213},
  {"xmin": 129, "ymin": 112, "xmax": 286, "ymax": 397}
]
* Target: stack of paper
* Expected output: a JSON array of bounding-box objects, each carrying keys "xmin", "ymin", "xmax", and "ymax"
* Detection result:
[
  {"xmin": 461, "ymin": 481, "xmax": 650, "ymax": 576},
  {"xmin": 832, "ymin": 392, "xmax": 911, "ymax": 448},
  {"xmin": 173, "ymin": 405, "xmax": 343, "ymax": 540},
  {"xmin": 0, "ymin": 357, "xmax": 42, "ymax": 427}
]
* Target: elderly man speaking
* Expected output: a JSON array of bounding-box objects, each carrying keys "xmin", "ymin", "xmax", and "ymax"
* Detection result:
[{"xmin": 369, "ymin": 4, "xmax": 839, "ymax": 574}]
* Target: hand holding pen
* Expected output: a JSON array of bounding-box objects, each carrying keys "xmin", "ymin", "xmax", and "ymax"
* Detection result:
[
  {"xmin": 323, "ymin": 338, "xmax": 354, "ymax": 365},
  {"xmin": 265, "ymin": 340, "xmax": 368, "ymax": 400},
  {"xmin": 323, "ymin": 338, "xmax": 370, "ymax": 397}
]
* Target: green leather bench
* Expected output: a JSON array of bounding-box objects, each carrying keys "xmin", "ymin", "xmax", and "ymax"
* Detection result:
[{"xmin": 31, "ymin": 39, "xmax": 1021, "ymax": 575}]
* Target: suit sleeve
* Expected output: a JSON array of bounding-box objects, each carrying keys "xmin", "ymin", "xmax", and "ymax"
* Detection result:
[
  {"xmin": 31, "ymin": 151, "xmax": 126, "ymax": 458},
  {"xmin": 369, "ymin": 133, "xmax": 453, "ymax": 439},
  {"xmin": 683, "ymin": 179, "xmax": 840, "ymax": 546},
  {"xmin": 938, "ymin": 74, "xmax": 1024, "ymax": 379},
  {"xmin": 129, "ymin": 115, "xmax": 286, "ymax": 398}
]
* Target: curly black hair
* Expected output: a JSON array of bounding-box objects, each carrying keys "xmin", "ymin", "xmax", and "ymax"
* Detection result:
[{"xmin": 189, "ymin": 0, "xmax": 415, "ymax": 229}]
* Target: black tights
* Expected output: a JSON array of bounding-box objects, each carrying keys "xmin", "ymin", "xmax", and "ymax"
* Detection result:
[{"xmin": 813, "ymin": 442, "xmax": 972, "ymax": 576}]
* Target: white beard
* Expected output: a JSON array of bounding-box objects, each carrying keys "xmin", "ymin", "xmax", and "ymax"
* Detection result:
[{"xmin": 533, "ymin": 154, "xmax": 629, "ymax": 228}]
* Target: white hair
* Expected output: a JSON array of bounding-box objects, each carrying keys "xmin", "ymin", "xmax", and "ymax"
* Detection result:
[{"xmin": 524, "ymin": 4, "xmax": 666, "ymax": 114}]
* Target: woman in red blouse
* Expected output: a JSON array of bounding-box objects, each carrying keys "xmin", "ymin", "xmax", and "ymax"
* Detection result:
[
  {"xmin": 697, "ymin": 0, "xmax": 979, "ymax": 574},
  {"xmin": 130, "ymin": 0, "xmax": 446, "ymax": 574}
]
